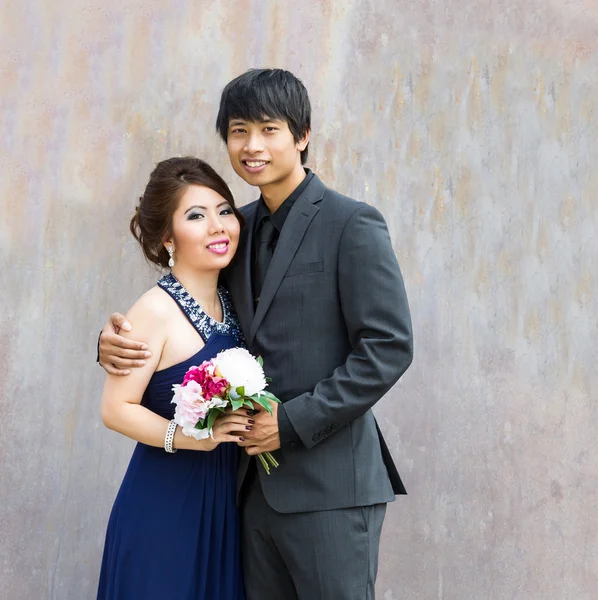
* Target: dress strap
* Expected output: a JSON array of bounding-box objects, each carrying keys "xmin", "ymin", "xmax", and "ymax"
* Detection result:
[{"xmin": 157, "ymin": 273, "xmax": 234, "ymax": 344}]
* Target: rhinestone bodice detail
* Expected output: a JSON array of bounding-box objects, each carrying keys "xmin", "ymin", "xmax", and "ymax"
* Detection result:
[{"xmin": 157, "ymin": 273, "xmax": 244, "ymax": 346}]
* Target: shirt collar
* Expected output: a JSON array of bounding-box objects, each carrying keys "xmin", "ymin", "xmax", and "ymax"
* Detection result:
[{"xmin": 255, "ymin": 169, "xmax": 314, "ymax": 232}]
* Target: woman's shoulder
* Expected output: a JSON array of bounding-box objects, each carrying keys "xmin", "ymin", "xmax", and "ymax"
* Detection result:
[{"xmin": 126, "ymin": 285, "xmax": 174, "ymax": 328}]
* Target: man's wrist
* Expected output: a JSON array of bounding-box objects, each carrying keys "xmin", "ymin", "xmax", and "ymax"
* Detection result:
[{"xmin": 277, "ymin": 403, "xmax": 302, "ymax": 449}]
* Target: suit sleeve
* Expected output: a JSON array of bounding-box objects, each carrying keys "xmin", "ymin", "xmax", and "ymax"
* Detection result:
[{"xmin": 278, "ymin": 203, "xmax": 413, "ymax": 450}]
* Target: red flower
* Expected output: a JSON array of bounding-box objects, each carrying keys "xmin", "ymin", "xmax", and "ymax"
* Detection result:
[{"xmin": 182, "ymin": 360, "xmax": 229, "ymax": 401}]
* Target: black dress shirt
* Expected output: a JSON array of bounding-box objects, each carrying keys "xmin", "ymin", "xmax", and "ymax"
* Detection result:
[
  {"xmin": 252, "ymin": 169, "xmax": 314, "ymax": 278},
  {"xmin": 251, "ymin": 169, "xmax": 314, "ymax": 448}
]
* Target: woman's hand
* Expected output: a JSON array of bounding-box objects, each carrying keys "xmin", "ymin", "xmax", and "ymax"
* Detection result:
[
  {"xmin": 210, "ymin": 410, "xmax": 255, "ymax": 445},
  {"xmin": 174, "ymin": 410, "xmax": 254, "ymax": 451}
]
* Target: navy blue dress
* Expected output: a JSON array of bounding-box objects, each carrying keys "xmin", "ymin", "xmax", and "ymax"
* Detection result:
[{"xmin": 97, "ymin": 274, "xmax": 246, "ymax": 600}]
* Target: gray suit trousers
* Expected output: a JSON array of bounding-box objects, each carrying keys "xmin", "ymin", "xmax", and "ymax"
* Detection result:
[{"xmin": 241, "ymin": 472, "xmax": 386, "ymax": 600}]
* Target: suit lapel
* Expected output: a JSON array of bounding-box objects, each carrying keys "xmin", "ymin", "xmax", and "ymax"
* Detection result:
[
  {"xmin": 248, "ymin": 177, "xmax": 326, "ymax": 345},
  {"xmin": 226, "ymin": 203, "xmax": 257, "ymax": 341}
]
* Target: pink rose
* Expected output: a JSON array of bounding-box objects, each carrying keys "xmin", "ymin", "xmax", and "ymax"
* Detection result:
[{"xmin": 173, "ymin": 380, "xmax": 209, "ymax": 423}]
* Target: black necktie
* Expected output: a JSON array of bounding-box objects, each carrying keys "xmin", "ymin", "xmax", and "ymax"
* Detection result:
[{"xmin": 253, "ymin": 217, "xmax": 276, "ymax": 304}]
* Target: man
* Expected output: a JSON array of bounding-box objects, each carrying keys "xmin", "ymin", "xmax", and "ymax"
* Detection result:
[{"xmin": 99, "ymin": 68, "xmax": 413, "ymax": 599}]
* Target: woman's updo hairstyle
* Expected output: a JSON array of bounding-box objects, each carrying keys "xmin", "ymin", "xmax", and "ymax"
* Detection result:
[{"xmin": 130, "ymin": 156, "xmax": 244, "ymax": 268}]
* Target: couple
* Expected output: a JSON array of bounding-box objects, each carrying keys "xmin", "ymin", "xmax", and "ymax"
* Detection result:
[{"xmin": 96, "ymin": 69, "xmax": 413, "ymax": 600}]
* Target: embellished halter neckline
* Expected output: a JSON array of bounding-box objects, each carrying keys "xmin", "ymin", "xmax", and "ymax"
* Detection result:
[{"xmin": 157, "ymin": 273, "xmax": 243, "ymax": 345}]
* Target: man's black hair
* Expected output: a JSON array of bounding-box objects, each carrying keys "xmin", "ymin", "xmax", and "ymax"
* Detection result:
[{"xmin": 216, "ymin": 69, "xmax": 311, "ymax": 165}]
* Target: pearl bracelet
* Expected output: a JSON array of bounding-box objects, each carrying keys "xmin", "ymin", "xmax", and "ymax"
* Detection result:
[{"xmin": 164, "ymin": 419, "xmax": 178, "ymax": 453}]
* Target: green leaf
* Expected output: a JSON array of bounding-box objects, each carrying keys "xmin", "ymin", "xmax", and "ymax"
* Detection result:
[
  {"xmin": 231, "ymin": 398, "xmax": 244, "ymax": 411},
  {"xmin": 260, "ymin": 390, "xmax": 281, "ymax": 403},
  {"xmin": 243, "ymin": 399, "xmax": 255, "ymax": 410},
  {"xmin": 253, "ymin": 395, "xmax": 274, "ymax": 415},
  {"xmin": 206, "ymin": 409, "xmax": 220, "ymax": 433},
  {"xmin": 256, "ymin": 356, "xmax": 264, "ymax": 367}
]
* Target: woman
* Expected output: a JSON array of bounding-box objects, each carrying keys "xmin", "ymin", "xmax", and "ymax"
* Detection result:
[{"xmin": 97, "ymin": 157, "xmax": 252, "ymax": 599}]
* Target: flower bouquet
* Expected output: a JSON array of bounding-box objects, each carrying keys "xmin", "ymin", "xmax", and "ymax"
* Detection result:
[{"xmin": 171, "ymin": 347, "xmax": 281, "ymax": 473}]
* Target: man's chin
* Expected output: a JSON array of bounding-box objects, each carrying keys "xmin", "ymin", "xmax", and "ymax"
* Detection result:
[{"xmin": 235, "ymin": 167, "xmax": 276, "ymax": 188}]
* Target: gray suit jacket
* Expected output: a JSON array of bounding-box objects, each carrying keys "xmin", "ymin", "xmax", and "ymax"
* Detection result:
[{"xmin": 225, "ymin": 174, "xmax": 413, "ymax": 513}]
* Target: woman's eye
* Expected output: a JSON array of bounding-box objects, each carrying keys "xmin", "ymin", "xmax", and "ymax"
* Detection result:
[
  {"xmin": 188, "ymin": 213, "xmax": 203, "ymax": 220},
  {"xmin": 220, "ymin": 208, "xmax": 234, "ymax": 216}
]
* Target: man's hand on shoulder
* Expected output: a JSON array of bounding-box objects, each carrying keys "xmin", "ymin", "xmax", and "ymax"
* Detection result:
[{"xmin": 98, "ymin": 312, "xmax": 152, "ymax": 376}]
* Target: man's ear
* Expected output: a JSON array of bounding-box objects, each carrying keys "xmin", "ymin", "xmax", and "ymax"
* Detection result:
[{"xmin": 297, "ymin": 129, "xmax": 311, "ymax": 151}]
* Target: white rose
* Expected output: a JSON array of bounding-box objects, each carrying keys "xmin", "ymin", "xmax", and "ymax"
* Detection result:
[{"xmin": 214, "ymin": 347, "xmax": 267, "ymax": 396}]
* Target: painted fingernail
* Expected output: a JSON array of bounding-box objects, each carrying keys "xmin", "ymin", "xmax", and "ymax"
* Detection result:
[
  {"xmin": 248, "ymin": 419, "xmax": 255, "ymax": 424},
  {"xmin": 246, "ymin": 426, "xmax": 253, "ymax": 430},
  {"xmin": 246, "ymin": 411, "xmax": 254, "ymax": 416},
  {"xmin": 122, "ymin": 321, "xmax": 132, "ymax": 331},
  {"xmin": 239, "ymin": 437, "xmax": 245, "ymax": 441}
]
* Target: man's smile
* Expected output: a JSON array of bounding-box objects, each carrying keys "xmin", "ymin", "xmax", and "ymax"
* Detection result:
[{"xmin": 242, "ymin": 159, "xmax": 270, "ymax": 173}]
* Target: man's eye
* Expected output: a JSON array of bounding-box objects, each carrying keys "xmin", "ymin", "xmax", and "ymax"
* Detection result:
[
  {"xmin": 231, "ymin": 128, "xmax": 246, "ymax": 134},
  {"xmin": 264, "ymin": 127, "xmax": 277, "ymax": 132}
]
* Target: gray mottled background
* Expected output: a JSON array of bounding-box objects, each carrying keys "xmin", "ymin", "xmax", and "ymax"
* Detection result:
[{"xmin": 1, "ymin": 1, "xmax": 597, "ymax": 598}]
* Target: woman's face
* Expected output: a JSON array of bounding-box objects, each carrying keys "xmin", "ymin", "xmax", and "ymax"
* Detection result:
[{"xmin": 166, "ymin": 184, "xmax": 240, "ymax": 272}]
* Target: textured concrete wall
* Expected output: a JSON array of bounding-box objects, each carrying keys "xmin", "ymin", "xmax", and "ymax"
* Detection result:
[{"xmin": 2, "ymin": 1, "xmax": 597, "ymax": 598}]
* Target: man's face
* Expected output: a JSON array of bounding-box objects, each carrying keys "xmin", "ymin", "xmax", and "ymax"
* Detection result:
[{"xmin": 226, "ymin": 118, "xmax": 309, "ymax": 188}]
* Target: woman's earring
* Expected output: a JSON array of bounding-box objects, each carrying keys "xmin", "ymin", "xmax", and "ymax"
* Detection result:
[{"xmin": 168, "ymin": 245, "xmax": 175, "ymax": 268}]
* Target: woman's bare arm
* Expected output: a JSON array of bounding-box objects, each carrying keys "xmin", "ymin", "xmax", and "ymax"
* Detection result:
[{"xmin": 100, "ymin": 294, "xmax": 252, "ymax": 450}]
